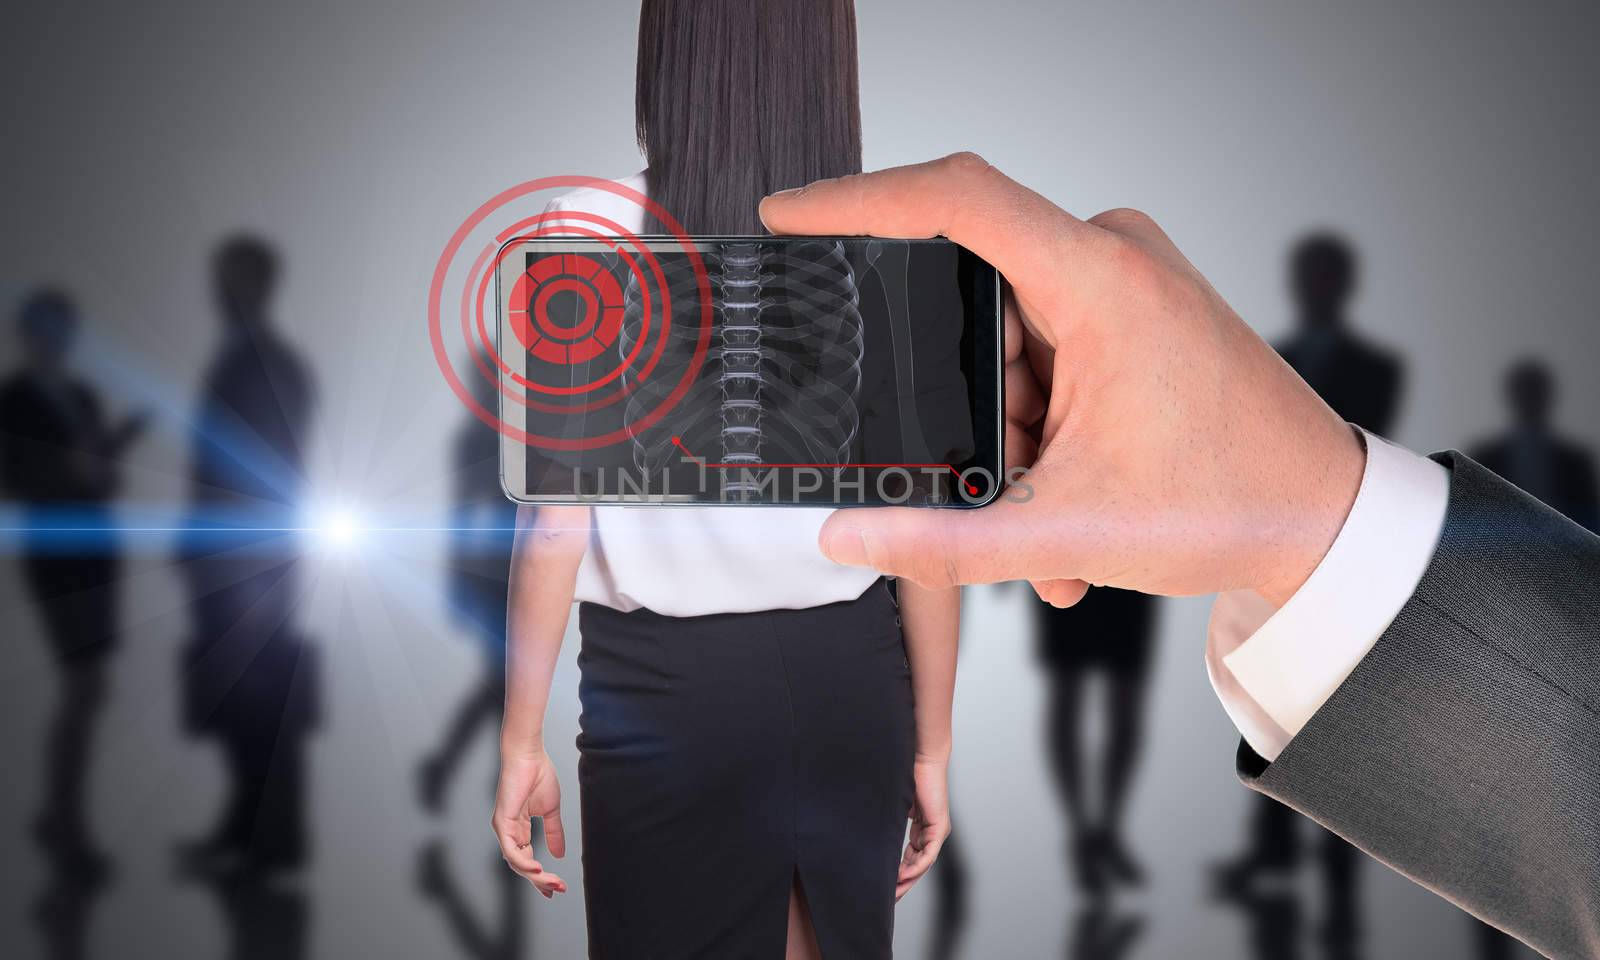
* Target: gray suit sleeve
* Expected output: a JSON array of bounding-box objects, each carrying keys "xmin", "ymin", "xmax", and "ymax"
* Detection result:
[{"xmin": 1237, "ymin": 452, "xmax": 1600, "ymax": 959}]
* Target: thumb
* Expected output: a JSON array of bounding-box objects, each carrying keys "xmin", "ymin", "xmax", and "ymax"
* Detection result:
[
  {"xmin": 818, "ymin": 497, "xmax": 1053, "ymax": 588},
  {"xmin": 542, "ymin": 807, "xmax": 567, "ymax": 859}
]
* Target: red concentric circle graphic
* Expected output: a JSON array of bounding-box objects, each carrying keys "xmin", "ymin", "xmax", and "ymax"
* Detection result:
[
  {"xmin": 428, "ymin": 176, "xmax": 712, "ymax": 451},
  {"xmin": 509, "ymin": 255, "xmax": 621, "ymax": 364},
  {"xmin": 467, "ymin": 215, "xmax": 662, "ymax": 401}
]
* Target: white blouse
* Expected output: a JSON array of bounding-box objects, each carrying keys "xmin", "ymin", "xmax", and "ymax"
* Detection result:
[{"xmin": 541, "ymin": 171, "xmax": 879, "ymax": 616}]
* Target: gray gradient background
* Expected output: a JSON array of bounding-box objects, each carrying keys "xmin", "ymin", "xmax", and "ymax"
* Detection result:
[{"xmin": 2, "ymin": 0, "xmax": 1595, "ymax": 957}]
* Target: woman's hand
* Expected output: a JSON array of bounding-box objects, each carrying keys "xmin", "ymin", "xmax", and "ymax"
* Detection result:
[
  {"xmin": 494, "ymin": 504, "xmax": 585, "ymax": 899},
  {"xmin": 491, "ymin": 749, "xmax": 568, "ymax": 898},
  {"xmin": 896, "ymin": 753, "xmax": 952, "ymax": 900}
]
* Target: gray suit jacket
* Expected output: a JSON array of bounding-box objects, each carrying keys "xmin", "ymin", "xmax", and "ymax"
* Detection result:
[{"xmin": 1238, "ymin": 452, "xmax": 1600, "ymax": 958}]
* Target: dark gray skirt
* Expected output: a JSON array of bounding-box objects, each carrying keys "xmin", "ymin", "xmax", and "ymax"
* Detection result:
[{"xmin": 576, "ymin": 580, "xmax": 915, "ymax": 959}]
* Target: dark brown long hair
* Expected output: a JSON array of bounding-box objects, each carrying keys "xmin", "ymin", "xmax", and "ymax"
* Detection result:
[{"xmin": 635, "ymin": 0, "xmax": 862, "ymax": 234}]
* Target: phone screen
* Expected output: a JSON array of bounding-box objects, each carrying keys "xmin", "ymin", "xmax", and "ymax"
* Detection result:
[{"xmin": 497, "ymin": 236, "xmax": 1001, "ymax": 506}]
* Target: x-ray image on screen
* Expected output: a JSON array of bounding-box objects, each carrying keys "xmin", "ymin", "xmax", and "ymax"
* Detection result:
[{"xmin": 499, "ymin": 237, "xmax": 998, "ymax": 506}]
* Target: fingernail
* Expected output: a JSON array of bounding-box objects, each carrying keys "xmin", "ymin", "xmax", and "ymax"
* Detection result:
[
  {"xmin": 757, "ymin": 191, "xmax": 800, "ymax": 231},
  {"xmin": 822, "ymin": 525, "xmax": 868, "ymax": 566}
]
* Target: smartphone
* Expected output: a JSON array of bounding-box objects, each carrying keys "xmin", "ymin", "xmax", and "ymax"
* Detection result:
[{"xmin": 496, "ymin": 235, "xmax": 1002, "ymax": 506}]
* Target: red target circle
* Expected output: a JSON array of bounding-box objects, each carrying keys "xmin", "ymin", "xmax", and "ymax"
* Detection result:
[
  {"xmin": 508, "ymin": 254, "xmax": 625, "ymax": 366},
  {"xmin": 460, "ymin": 215, "xmax": 651, "ymax": 414},
  {"xmin": 532, "ymin": 279, "xmax": 597, "ymax": 338},
  {"xmin": 468, "ymin": 215, "xmax": 662, "ymax": 399},
  {"xmin": 460, "ymin": 219, "xmax": 646, "ymax": 414},
  {"xmin": 429, "ymin": 175, "xmax": 712, "ymax": 452}
]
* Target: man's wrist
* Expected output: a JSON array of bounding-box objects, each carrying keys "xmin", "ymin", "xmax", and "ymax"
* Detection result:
[
  {"xmin": 1254, "ymin": 421, "xmax": 1367, "ymax": 608},
  {"xmin": 1208, "ymin": 431, "xmax": 1451, "ymax": 759}
]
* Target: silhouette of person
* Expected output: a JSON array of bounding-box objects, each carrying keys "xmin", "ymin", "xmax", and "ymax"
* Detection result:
[
  {"xmin": 1215, "ymin": 232, "xmax": 1401, "ymax": 957},
  {"xmin": 417, "ymin": 357, "xmax": 517, "ymax": 814},
  {"xmin": 924, "ymin": 586, "xmax": 975, "ymax": 960},
  {"xmin": 1066, "ymin": 902, "xmax": 1145, "ymax": 960},
  {"xmin": 29, "ymin": 867, "xmax": 104, "ymax": 960},
  {"xmin": 0, "ymin": 289, "xmax": 146, "ymax": 883},
  {"xmin": 203, "ymin": 874, "xmax": 310, "ymax": 960},
  {"xmin": 176, "ymin": 236, "xmax": 318, "ymax": 879},
  {"xmin": 416, "ymin": 839, "xmax": 527, "ymax": 960},
  {"xmin": 1468, "ymin": 359, "xmax": 1598, "ymax": 533},
  {"xmin": 1213, "ymin": 870, "xmax": 1305, "ymax": 960},
  {"xmin": 1273, "ymin": 234, "xmax": 1402, "ymax": 434},
  {"xmin": 924, "ymin": 825, "xmax": 970, "ymax": 960},
  {"xmin": 1034, "ymin": 587, "xmax": 1157, "ymax": 897},
  {"xmin": 1473, "ymin": 920, "xmax": 1516, "ymax": 960}
]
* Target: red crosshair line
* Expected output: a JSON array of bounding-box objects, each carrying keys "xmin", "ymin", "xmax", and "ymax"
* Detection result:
[{"xmin": 669, "ymin": 436, "xmax": 979, "ymax": 496}]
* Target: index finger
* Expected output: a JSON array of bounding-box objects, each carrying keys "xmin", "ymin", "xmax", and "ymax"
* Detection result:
[{"xmin": 758, "ymin": 152, "xmax": 1091, "ymax": 325}]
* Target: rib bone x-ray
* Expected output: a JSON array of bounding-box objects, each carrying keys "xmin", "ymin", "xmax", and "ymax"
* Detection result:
[{"xmin": 499, "ymin": 237, "xmax": 996, "ymax": 505}]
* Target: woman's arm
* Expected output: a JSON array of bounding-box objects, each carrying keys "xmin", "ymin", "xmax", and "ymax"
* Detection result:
[
  {"xmin": 492, "ymin": 503, "xmax": 588, "ymax": 898},
  {"xmin": 895, "ymin": 580, "xmax": 960, "ymax": 899}
]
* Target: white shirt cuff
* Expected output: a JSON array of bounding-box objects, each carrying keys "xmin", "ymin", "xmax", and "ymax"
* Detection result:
[{"xmin": 1205, "ymin": 429, "xmax": 1451, "ymax": 761}]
